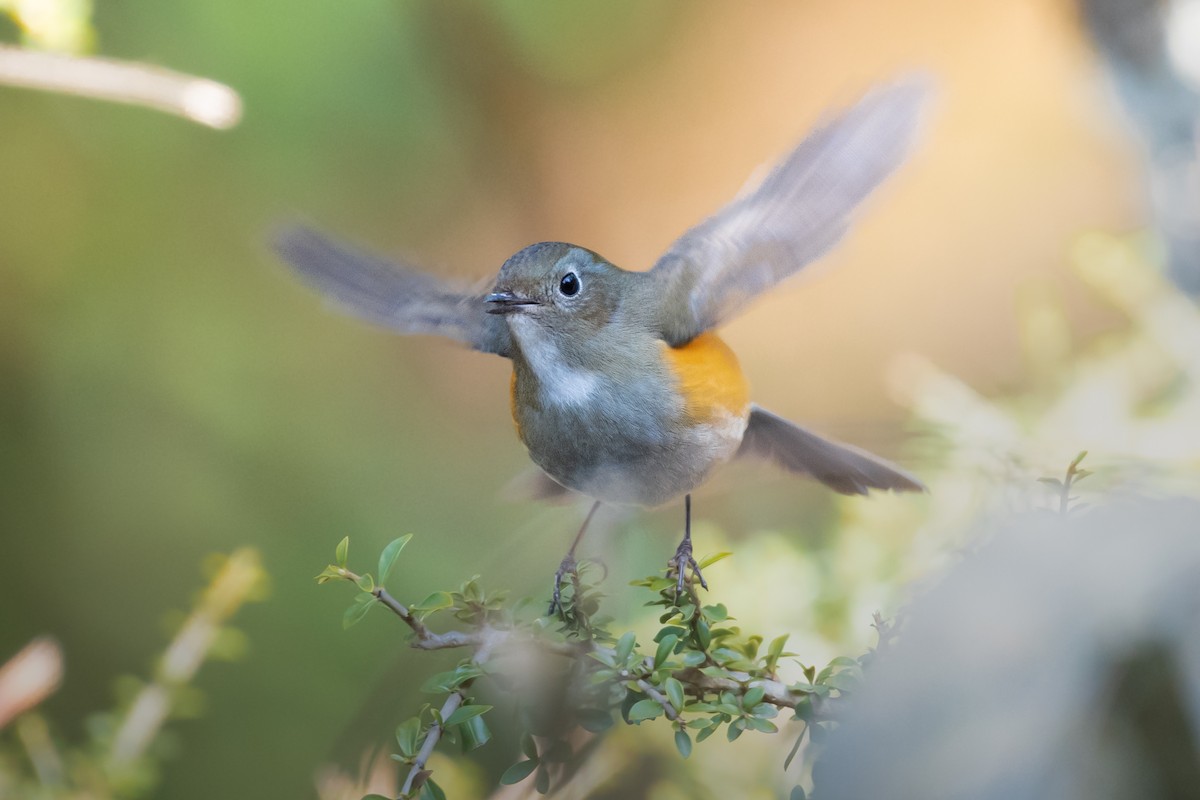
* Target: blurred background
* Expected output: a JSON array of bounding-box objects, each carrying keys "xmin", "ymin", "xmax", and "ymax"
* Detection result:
[{"xmin": 2, "ymin": 1, "xmax": 1199, "ymax": 798}]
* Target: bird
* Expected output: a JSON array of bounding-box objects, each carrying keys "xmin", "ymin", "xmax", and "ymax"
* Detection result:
[{"xmin": 274, "ymin": 78, "xmax": 929, "ymax": 612}]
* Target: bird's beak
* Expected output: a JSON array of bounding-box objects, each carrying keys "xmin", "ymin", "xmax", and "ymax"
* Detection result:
[{"xmin": 486, "ymin": 290, "xmax": 540, "ymax": 315}]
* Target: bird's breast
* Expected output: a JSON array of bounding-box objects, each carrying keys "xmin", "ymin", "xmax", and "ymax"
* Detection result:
[{"xmin": 508, "ymin": 330, "xmax": 750, "ymax": 506}]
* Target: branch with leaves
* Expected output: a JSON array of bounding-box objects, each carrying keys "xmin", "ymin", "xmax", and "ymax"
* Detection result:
[{"xmin": 320, "ymin": 537, "xmax": 873, "ymax": 800}]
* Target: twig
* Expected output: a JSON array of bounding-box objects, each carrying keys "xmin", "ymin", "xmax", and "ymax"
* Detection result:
[
  {"xmin": 398, "ymin": 636, "xmax": 498, "ymax": 799},
  {"xmin": 0, "ymin": 45, "xmax": 242, "ymax": 129},
  {"xmin": 634, "ymin": 678, "xmax": 678, "ymax": 720}
]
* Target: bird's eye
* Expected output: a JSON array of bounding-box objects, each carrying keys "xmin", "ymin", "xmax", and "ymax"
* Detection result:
[{"xmin": 559, "ymin": 272, "xmax": 580, "ymax": 297}]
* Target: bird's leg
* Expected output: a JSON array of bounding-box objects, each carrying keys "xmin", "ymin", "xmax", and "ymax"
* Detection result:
[
  {"xmin": 548, "ymin": 500, "xmax": 601, "ymax": 616},
  {"xmin": 671, "ymin": 494, "xmax": 708, "ymax": 600}
]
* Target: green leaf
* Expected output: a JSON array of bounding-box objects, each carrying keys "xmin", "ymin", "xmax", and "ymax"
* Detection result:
[
  {"xmin": 355, "ymin": 573, "xmax": 375, "ymax": 593},
  {"xmin": 747, "ymin": 716, "xmax": 778, "ymax": 733},
  {"xmin": 444, "ymin": 704, "xmax": 492, "ymax": 727},
  {"xmin": 628, "ymin": 698, "xmax": 663, "ymax": 722},
  {"xmin": 377, "ymin": 534, "xmax": 413, "ymax": 585},
  {"xmin": 521, "ymin": 732, "xmax": 539, "ymax": 760},
  {"xmin": 315, "ymin": 565, "xmax": 343, "ymax": 585},
  {"xmin": 664, "ymin": 677, "xmax": 685, "ymax": 711},
  {"xmin": 500, "ymin": 759, "xmax": 538, "ymax": 785},
  {"xmin": 342, "ymin": 594, "xmax": 376, "ymax": 629},
  {"xmin": 459, "ymin": 714, "xmax": 491, "ymax": 751},
  {"xmin": 1037, "ymin": 477, "xmax": 1064, "ymax": 488},
  {"xmin": 1070, "ymin": 450, "xmax": 1089, "ymax": 469},
  {"xmin": 790, "ymin": 786, "xmax": 807, "ymax": 800},
  {"xmin": 413, "ymin": 591, "xmax": 454, "ymax": 618},
  {"xmin": 420, "ymin": 779, "xmax": 447, "ymax": 800},
  {"xmin": 335, "ymin": 536, "xmax": 349, "ymax": 567},
  {"xmin": 767, "ymin": 634, "xmax": 790, "ymax": 661},
  {"xmin": 535, "ymin": 765, "xmax": 550, "ymax": 794},
  {"xmin": 702, "ymin": 603, "xmax": 729, "ymax": 622},
  {"xmin": 697, "ymin": 551, "xmax": 732, "ymax": 570},
  {"xmin": 674, "ymin": 729, "xmax": 693, "ymax": 758},
  {"xmin": 578, "ymin": 708, "xmax": 614, "ymax": 733},
  {"xmin": 727, "ymin": 721, "xmax": 744, "ymax": 741},
  {"xmin": 681, "ymin": 650, "xmax": 707, "ymax": 667},
  {"xmin": 395, "ymin": 717, "xmax": 422, "ymax": 758},
  {"xmin": 654, "ymin": 634, "xmax": 678, "ymax": 667},
  {"xmin": 743, "ymin": 686, "xmax": 765, "ymax": 708},
  {"xmin": 784, "ymin": 727, "xmax": 807, "ymax": 770},
  {"xmin": 825, "ymin": 671, "xmax": 861, "ymax": 693},
  {"xmin": 615, "ymin": 631, "xmax": 636, "ymax": 664},
  {"xmin": 420, "ymin": 670, "xmax": 462, "ymax": 693},
  {"xmin": 696, "ymin": 619, "xmax": 711, "ymax": 650},
  {"xmin": 696, "ymin": 724, "xmax": 718, "ymax": 743}
]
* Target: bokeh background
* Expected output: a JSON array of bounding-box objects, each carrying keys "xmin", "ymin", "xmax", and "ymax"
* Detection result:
[{"xmin": 3, "ymin": 1, "xmax": 1197, "ymax": 798}]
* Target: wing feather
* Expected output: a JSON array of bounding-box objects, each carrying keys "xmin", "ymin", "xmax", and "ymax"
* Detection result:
[
  {"xmin": 650, "ymin": 77, "xmax": 931, "ymax": 344},
  {"xmin": 273, "ymin": 225, "xmax": 511, "ymax": 357}
]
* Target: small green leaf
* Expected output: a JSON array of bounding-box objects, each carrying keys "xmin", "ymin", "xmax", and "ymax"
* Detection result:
[
  {"xmin": 500, "ymin": 759, "xmax": 538, "ymax": 785},
  {"xmin": 1070, "ymin": 450, "xmax": 1089, "ymax": 469},
  {"xmin": 521, "ymin": 732, "xmax": 539, "ymax": 760},
  {"xmin": 377, "ymin": 534, "xmax": 413, "ymax": 585},
  {"xmin": 663, "ymin": 676, "xmax": 685, "ymax": 711},
  {"xmin": 747, "ymin": 716, "xmax": 778, "ymax": 733},
  {"xmin": 767, "ymin": 634, "xmax": 790, "ymax": 661},
  {"xmin": 790, "ymin": 786, "xmax": 807, "ymax": 800},
  {"xmin": 420, "ymin": 670, "xmax": 460, "ymax": 693},
  {"xmin": 654, "ymin": 634, "xmax": 678, "ymax": 667},
  {"xmin": 696, "ymin": 619, "xmax": 711, "ymax": 650},
  {"xmin": 697, "ymin": 551, "xmax": 732, "ymax": 570},
  {"xmin": 727, "ymin": 721, "xmax": 744, "ymax": 741},
  {"xmin": 459, "ymin": 714, "xmax": 491, "ymax": 751},
  {"xmin": 674, "ymin": 729, "xmax": 693, "ymax": 758},
  {"xmin": 343, "ymin": 594, "xmax": 376, "ymax": 629},
  {"xmin": 420, "ymin": 779, "xmax": 447, "ymax": 800},
  {"xmin": 413, "ymin": 591, "xmax": 454, "ymax": 618},
  {"xmin": 743, "ymin": 686, "xmax": 765, "ymax": 708},
  {"xmin": 784, "ymin": 727, "xmax": 807, "ymax": 770},
  {"xmin": 396, "ymin": 717, "xmax": 422, "ymax": 758},
  {"xmin": 444, "ymin": 704, "xmax": 492, "ymax": 727},
  {"xmin": 335, "ymin": 536, "xmax": 349, "ymax": 567},
  {"xmin": 578, "ymin": 708, "xmax": 614, "ymax": 733},
  {"xmin": 355, "ymin": 573, "xmax": 375, "ymax": 593},
  {"xmin": 535, "ymin": 765, "xmax": 550, "ymax": 794},
  {"xmin": 1037, "ymin": 477, "xmax": 1064, "ymax": 488},
  {"xmin": 615, "ymin": 631, "xmax": 636, "ymax": 664},
  {"xmin": 681, "ymin": 650, "xmax": 707, "ymax": 667},
  {"xmin": 628, "ymin": 698, "xmax": 664, "ymax": 722}
]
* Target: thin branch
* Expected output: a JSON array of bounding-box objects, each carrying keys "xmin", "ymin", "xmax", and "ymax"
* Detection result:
[
  {"xmin": 0, "ymin": 45, "xmax": 242, "ymax": 129},
  {"xmin": 398, "ymin": 636, "xmax": 498, "ymax": 799},
  {"xmin": 634, "ymin": 678, "xmax": 678, "ymax": 720}
]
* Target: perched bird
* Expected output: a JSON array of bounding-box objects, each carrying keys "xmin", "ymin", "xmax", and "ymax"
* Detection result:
[{"xmin": 275, "ymin": 78, "xmax": 929, "ymax": 610}]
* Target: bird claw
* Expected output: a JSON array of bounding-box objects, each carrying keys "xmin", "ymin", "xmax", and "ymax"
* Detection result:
[
  {"xmin": 670, "ymin": 538, "xmax": 708, "ymax": 601},
  {"xmin": 547, "ymin": 553, "xmax": 581, "ymax": 616}
]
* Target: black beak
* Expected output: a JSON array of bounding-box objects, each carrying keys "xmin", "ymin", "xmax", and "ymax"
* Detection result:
[{"xmin": 485, "ymin": 290, "xmax": 539, "ymax": 315}]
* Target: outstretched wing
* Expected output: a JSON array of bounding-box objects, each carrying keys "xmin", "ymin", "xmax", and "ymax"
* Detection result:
[
  {"xmin": 273, "ymin": 225, "xmax": 511, "ymax": 357},
  {"xmin": 649, "ymin": 78, "xmax": 931, "ymax": 345},
  {"xmin": 737, "ymin": 405, "xmax": 925, "ymax": 495}
]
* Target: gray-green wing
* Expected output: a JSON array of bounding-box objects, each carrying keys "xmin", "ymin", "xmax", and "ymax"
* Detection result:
[
  {"xmin": 274, "ymin": 226, "xmax": 511, "ymax": 357},
  {"xmin": 649, "ymin": 78, "xmax": 930, "ymax": 345},
  {"xmin": 737, "ymin": 405, "xmax": 925, "ymax": 495}
]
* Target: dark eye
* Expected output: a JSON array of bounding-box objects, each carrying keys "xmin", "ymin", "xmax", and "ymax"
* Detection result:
[{"xmin": 559, "ymin": 272, "xmax": 580, "ymax": 297}]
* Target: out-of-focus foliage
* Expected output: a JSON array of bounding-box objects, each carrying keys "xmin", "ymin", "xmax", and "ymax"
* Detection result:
[
  {"xmin": 0, "ymin": 550, "xmax": 266, "ymax": 799},
  {"xmin": 316, "ymin": 536, "xmax": 867, "ymax": 800}
]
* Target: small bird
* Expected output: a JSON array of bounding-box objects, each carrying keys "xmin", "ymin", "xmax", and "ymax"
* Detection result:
[{"xmin": 275, "ymin": 78, "xmax": 928, "ymax": 610}]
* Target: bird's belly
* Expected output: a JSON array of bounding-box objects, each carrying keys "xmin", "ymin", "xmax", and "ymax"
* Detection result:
[
  {"xmin": 519, "ymin": 403, "xmax": 748, "ymax": 507},
  {"xmin": 511, "ymin": 332, "xmax": 751, "ymax": 506}
]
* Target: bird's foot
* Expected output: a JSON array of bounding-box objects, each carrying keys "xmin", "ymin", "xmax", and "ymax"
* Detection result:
[
  {"xmin": 547, "ymin": 552, "xmax": 581, "ymax": 617},
  {"xmin": 669, "ymin": 538, "xmax": 708, "ymax": 602}
]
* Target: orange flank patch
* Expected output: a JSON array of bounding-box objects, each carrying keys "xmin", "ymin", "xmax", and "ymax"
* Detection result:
[{"xmin": 662, "ymin": 332, "xmax": 750, "ymax": 422}]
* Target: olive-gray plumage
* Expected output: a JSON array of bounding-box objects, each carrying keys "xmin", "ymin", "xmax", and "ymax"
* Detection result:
[{"xmin": 273, "ymin": 77, "xmax": 930, "ymax": 507}]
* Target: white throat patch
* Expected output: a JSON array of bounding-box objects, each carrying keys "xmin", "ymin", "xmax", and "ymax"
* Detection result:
[{"xmin": 509, "ymin": 316, "xmax": 601, "ymax": 407}]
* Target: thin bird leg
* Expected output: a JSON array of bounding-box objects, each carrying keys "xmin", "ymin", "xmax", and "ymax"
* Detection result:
[
  {"xmin": 548, "ymin": 500, "xmax": 602, "ymax": 616},
  {"xmin": 671, "ymin": 494, "xmax": 708, "ymax": 599}
]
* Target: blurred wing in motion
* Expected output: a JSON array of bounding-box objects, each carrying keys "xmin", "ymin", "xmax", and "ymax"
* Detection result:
[
  {"xmin": 649, "ymin": 78, "xmax": 932, "ymax": 345},
  {"xmin": 273, "ymin": 225, "xmax": 512, "ymax": 357},
  {"xmin": 736, "ymin": 405, "xmax": 925, "ymax": 495}
]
